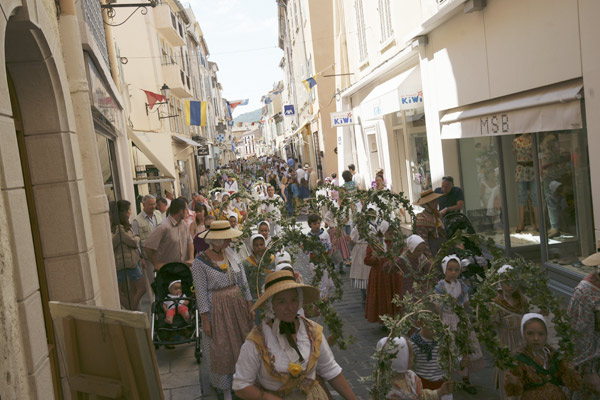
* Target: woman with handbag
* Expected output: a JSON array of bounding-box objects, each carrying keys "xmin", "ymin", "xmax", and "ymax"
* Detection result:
[{"xmin": 110, "ymin": 200, "xmax": 147, "ymax": 311}]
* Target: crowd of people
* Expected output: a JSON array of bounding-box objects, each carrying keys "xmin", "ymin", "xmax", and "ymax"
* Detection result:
[{"xmin": 108, "ymin": 155, "xmax": 599, "ymax": 400}]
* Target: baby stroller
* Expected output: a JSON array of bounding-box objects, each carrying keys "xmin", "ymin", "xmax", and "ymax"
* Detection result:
[
  {"xmin": 151, "ymin": 262, "xmax": 201, "ymax": 363},
  {"xmin": 444, "ymin": 212, "xmax": 488, "ymax": 293}
]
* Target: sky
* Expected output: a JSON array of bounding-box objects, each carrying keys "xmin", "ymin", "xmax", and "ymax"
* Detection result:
[{"xmin": 188, "ymin": 0, "xmax": 284, "ymax": 118}]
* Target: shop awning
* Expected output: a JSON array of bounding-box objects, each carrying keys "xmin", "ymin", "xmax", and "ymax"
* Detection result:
[
  {"xmin": 360, "ymin": 65, "xmax": 422, "ymax": 120},
  {"xmin": 133, "ymin": 177, "xmax": 174, "ymax": 185},
  {"xmin": 293, "ymin": 121, "xmax": 310, "ymax": 137},
  {"xmin": 172, "ymin": 135, "xmax": 202, "ymax": 146},
  {"xmin": 440, "ymin": 79, "xmax": 584, "ymax": 139},
  {"xmin": 127, "ymin": 129, "xmax": 176, "ymax": 178}
]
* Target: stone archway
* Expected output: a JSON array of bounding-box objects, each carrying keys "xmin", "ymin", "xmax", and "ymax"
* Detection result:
[{"xmin": 0, "ymin": 6, "xmax": 101, "ymax": 398}]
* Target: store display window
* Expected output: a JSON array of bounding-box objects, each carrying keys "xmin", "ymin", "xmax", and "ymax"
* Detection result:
[{"xmin": 458, "ymin": 129, "xmax": 594, "ymax": 274}]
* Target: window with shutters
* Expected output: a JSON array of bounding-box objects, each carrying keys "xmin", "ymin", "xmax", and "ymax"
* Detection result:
[
  {"xmin": 355, "ymin": 0, "xmax": 368, "ymax": 62},
  {"xmin": 378, "ymin": 0, "xmax": 393, "ymax": 43}
]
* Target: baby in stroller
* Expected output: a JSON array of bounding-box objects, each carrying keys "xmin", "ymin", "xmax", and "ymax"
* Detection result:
[{"xmin": 163, "ymin": 280, "xmax": 190, "ymax": 325}]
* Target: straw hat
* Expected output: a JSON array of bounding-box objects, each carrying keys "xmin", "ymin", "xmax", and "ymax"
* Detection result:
[
  {"xmin": 251, "ymin": 270, "xmax": 320, "ymax": 312},
  {"xmin": 414, "ymin": 189, "xmax": 443, "ymax": 206},
  {"xmin": 201, "ymin": 220, "xmax": 242, "ymax": 240},
  {"xmin": 582, "ymin": 252, "xmax": 600, "ymax": 267}
]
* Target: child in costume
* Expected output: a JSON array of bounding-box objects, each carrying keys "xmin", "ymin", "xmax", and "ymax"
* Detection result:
[
  {"xmin": 410, "ymin": 321, "xmax": 453, "ymax": 399},
  {"xmin": 376, "ymin": 336, "xmax": 454, "ymax": 399},
  {"xmin": 504, "ymin": 313, "xmax": 582, "ymax": 399},
  {"xmin": 490, "ymin": 264, "xmax": 528, "ymax": 400},
  {"xmin": 434, "ymin": 255, "xmax": 483, "ymax": 394},
  {"xmin": 307, "ymin": 213, "xmax": 335, "ymax": 300}
]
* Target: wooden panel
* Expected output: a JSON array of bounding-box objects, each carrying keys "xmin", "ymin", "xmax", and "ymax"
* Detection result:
[{"xmin": 49, "ymin": 301, "xmax": 163, "ymax": 400}]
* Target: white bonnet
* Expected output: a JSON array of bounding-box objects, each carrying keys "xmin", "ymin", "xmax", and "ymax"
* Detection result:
[
  {"xmin": 378, "ymin": 220, "xmax": 390, "ymax": 235},
  {"xmin": 376, "ymin": 336, "xmax": 410, "ymax": 373},
  {"xmin": 520, "ymin": 313, "xmax": 547, "ymax": 337},
  {"xmin": 406, "ymin": 234, "xmax": 425, "ymax": 253},
  {"xmin": 258, "ymin": 220, "xmax": 270, "ymax": 230},
  {"xmin": 441, "ymin": 255, "xmax": 461, "ymax": 274},
  {"xmin": 275, "ymin": 262, "xmax": 294, "ymax": 272},
  {"xmin": 497, "ymin": 264, "xmax": 514, "ymax": 275},
  {"xmin": 275, "ymin": 251, "xmax": 292, "ymax": 265},
  {"xmin": 250, "ymin": 234, "xmax": 265, "ymax": 245}
]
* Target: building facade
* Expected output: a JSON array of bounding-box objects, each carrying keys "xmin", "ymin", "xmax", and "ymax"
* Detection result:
[
  {"xmin": 276, "ymin": 0, "xmax": 337, "ymax": 179},
  {"xmin": 334, "ymin": 0, "xmax": 600, "ymax": 297},
  {"xmin": 0, "ymin": 0, "xmax": 137, "ymax": 395},
  {"xmin": 112, "ymin": 0, "xmax": 205, "ymax": 201}
]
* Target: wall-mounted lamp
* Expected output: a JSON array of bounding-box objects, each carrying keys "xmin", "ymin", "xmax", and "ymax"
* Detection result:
[{"xmin": 146, "ymin": 84, "xmax": 178, "ymax": 119}]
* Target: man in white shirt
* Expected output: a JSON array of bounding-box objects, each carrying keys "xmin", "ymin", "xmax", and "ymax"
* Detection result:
[
  {"xmin": 156, "ymin": 197, "xmax": 168, "ymax": 220},
  {"xmin": 133, "ymin": 195, "xmax": 163, "ymax": 283},
  {"xmin": 348, "ymin": 164, "xmax": 364, "ymax": 190}
]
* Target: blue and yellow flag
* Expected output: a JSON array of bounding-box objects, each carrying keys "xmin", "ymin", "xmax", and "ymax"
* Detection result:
[
  {"xmin": 302, "ymin": 74, "xmax": 319, "ymax": 91},
  {"xmin": 185, "ymin": 100, "xmax": 207, "ymax": 126}
]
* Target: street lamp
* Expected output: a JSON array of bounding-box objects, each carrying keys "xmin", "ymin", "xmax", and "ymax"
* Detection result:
[{"xmin": 145, "ymin": 84, "xmax": 178, "ymax": 119}]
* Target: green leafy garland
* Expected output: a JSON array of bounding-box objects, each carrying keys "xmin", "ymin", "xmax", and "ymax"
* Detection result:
[
  {"xmin": 237, "ymin": 192, "xmax": 354, "ymax": 349},
  {"xmin": 470, "ymin": 253, "xmax": 576, "ymax": 370}
]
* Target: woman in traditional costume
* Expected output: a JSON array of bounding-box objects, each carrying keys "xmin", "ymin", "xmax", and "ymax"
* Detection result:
[
  {"xmin": 233, "ymin": 270, "xmax": 358, "ymax": 399},
  {"xmin": 192, "ymin": 221, "xmax": 254, "ymax": 400}
]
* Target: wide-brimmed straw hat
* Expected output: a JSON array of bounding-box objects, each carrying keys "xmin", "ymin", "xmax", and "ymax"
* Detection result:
[
  {"xmin": 414, "ymin": 189, "xmax": 443, "ymax": 206},
  {"xmin": 582, "ymin": 252, "xmax": 600, "ymax": 266},
  {"xmin": 251, "ymin": 270, "xmax": 320, "ymax": 312},
  {"xmin": 201, "ymin": 220, "xmax": 242, "ymax": 240}
]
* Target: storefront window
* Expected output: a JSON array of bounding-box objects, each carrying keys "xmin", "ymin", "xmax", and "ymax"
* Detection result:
[
  {"xmin": 177, "ymin": 159, "xmax": 191, "ymax": 200},
  {"xmin": 538, "ymin": 130, "xmax": 595, "ymax": 273},
  {"xmin": 391, "ymin": 107, "xmax": 431, "ymax": 203},
  {"xmin": 406, "ymin": 111, "xmax": 431, "ymax": 196},
  {"xmin": 459, "ymin": 137, "xmax": 503, "ymax": 241},
  {"xmin": 96, "ymin": 134, "xmax": 120, "ymax": 202},
  {"xmin": 458, "ymin": 129, "xmax": 594, "ymax": 273}
]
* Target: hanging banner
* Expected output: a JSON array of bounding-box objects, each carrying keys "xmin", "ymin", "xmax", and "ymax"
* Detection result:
[{"xmin": 330, "ymin": 110, "xmax": 355, "ymax": 128}]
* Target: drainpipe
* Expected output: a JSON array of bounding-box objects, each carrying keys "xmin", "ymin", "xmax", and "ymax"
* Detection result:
[{"xmin": 58, "ymin": 0, "xmax": 121, "ymax": 309}]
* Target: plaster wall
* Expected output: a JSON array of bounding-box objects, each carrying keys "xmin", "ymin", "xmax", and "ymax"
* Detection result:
[{"xmin": 578, "ymin": 0, "xmax": 600, "ymax": 243}]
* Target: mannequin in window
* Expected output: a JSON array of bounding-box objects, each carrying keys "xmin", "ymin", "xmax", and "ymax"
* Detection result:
[
  {"xmin": 512, "ymin": 133, "xmax": 539, "ymax": 233},
  {"xmin": 540, "ymin": 134, "xmax": 563, "ymax": 238}
]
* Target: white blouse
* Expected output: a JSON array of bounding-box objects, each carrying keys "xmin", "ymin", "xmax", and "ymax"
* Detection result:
[{"xmin": 232, "ymin": 320, "xmax": 342, "ymax": 393}]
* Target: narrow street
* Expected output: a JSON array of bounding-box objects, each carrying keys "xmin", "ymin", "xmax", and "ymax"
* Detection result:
[{"xmin": 155, "ymin": 219, "xmax": 500, "ymax": 399}]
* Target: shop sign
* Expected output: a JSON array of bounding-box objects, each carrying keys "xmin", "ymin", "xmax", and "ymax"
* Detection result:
[
  {"xmin": 197, "ymin": 144, "xmax": 210, "ymax": 156},
  {"xmin": 400, "ymin": 91, "xmax": 424, "ymax": 107},
  {"xmin": 479, "ymin": 114, "xmax": 510, "ymax": 136},
  {"xmin": 330, "ymin": 111, "xmax": 355, "ymax": 127},
  {"xmin": 284, "ymin": 105, "xmax": 295, "ymax": 116},
  {"xmin": 87, "ymin": 58, "xmax": 122, "ymax": 131}
]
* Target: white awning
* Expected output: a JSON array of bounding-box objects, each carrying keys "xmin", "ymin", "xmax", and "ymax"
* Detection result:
[
  {"xmin": 133, "ymin": 177, "xmax": 174, "ymax": 185},
  {"xmin": 440, "ymin": 79, "xmax": 583, "ymax": 139},
  {"xmin": 172, "ymin": 135, "xmax": 202, "ymax": 146},
  {"xmin": 360, "ymin": 65, "xmax": 422, "ymax": 120},
  {"xmin": 293, "ymin": 121, "xmax": 310, "ymax": 137},
  {"xmin": 127, "ymin": 129, "xmax": 176, "ymax": 178}
]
